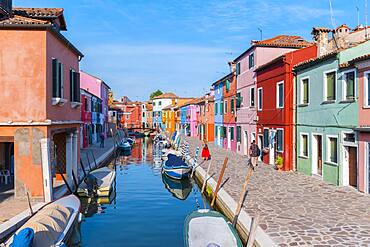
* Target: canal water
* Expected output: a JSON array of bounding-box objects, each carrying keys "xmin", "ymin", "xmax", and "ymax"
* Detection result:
[{"xmin": 79, "ymin": 138, "xmax": 209, "ymax": 247}]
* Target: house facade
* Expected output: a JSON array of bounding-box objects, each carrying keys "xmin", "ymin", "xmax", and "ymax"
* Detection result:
[
  {"xmin": 223, "ymin": 72, "xmax": 237, "ymax": 152},
  {"xmin": 0, "ymin": 5, "xmax": 83, "ymax": 201},
  {"xmin": 295, "ymin": 40, "xmax": 370, "ymax": 188},
  {"xmin": 255, "ymin": 45, "xmax": 316, "ymax": 170},
  {"xmin": 196, "ymin": 94, "xmax": 215, "ymax": 143},
  {"xmin": 152, "ymin": 93, "xmax": 178, "ymax": 130},
  {"xmin": 80, "ymin": 89, "xmax": 92, "ymax": 148},
  {"xmin": 213, "ymin": 77, "xmax": 225, "ymax": 147},
  {"xmin": 234, "ymin": 35, "xmax": 310, "ymax": 156}
]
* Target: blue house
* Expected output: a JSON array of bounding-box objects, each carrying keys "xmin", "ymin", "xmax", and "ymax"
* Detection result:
[{"xmin": 212, "ymin": 77, "xmax": 224, "ymax": 147}]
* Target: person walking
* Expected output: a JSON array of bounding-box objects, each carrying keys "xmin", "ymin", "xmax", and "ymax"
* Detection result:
[
  {"xmin": 249, "ymin": 140, "xmax": 260, "ymax": 170},
  {"xmin": 201, "ymin": 142, "xmax": 211, "ymax": 161},
  {"xmin": 100, "ymin": 133, "xmax": 105, "ymax": 148}
]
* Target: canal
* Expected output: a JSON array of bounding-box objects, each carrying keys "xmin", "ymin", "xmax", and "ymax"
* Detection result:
[{"xmin": 79, "ymin": 138, "xmax": 209, "ymax": 246}]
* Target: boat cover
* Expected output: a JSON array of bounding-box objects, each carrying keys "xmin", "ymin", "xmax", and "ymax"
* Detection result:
[
  {"xmin": 7, "ymin": 204, "xmax": 72, "ymax": 247},
  {"xmin": 165, "ymin": 154, "xmax": 188, "ymax": 168},
  {"xmin": 188, "ymin": 216, "xmax": 238, "ymax": 247},
  {"xmin": 9, "ymin": 228, "xmax": 34, "ymax": 247}
]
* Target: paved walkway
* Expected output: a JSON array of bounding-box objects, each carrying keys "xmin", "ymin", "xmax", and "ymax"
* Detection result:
[{"xmin": 184, "ymin": 136, "xmax": 370, "ymax": 247}]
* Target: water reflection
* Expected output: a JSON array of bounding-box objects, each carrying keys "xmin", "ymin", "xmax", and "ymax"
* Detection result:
[{"xmin": 162, "ymin": 174, "xmax": 192, "ymax": 200}]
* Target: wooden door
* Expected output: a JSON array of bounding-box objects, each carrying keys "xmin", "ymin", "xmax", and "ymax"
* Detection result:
[
  {"xmin": 348, "ymin": 147, "xmax": 357, "ymax": 188},
  {"xmin": 317, "ymin": 136, "xmax": 322, "ymax": 176}
]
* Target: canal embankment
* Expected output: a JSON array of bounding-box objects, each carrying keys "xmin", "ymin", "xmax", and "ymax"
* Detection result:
[{"xmin": 183, "ymin": 135, "xmax": 370, "ymax": 246}]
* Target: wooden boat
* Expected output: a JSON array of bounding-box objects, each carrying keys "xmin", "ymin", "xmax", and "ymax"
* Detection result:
[
  {"xmin": 162, "ymin": 154, "xmax": 191, "ymax": 180},
  {"xmin": 78, "ymin": 166, "xmax": 116, "ymax": 197},
  {"xmin": 162, "ymin": 174, "xmax": 192, "ymax": 200},
  {"xmin": 4, "ymin": 195, "xmax": 81, "ymax": 247},
  {"xmin": 184, "ymin": 209, "xmax": 243, "ymax": 247}
]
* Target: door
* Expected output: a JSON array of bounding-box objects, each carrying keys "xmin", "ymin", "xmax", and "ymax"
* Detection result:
[
  {"xmin": 217, "ymin": 127, "xmax": 221, "ymax": 146},
  {"xmin": 312, "ymin": 135, "xmax": 323, "ymax": 176},
  {"xmin": 269, "ymin": 130, "xmax": 276, "ymax": 165},
  {"xmin": 258, "ymin": 135, "xmax": 263, "ymax": 161},
  {"xmin": 348, "ymin": 147, "xmax": 358, "ymax": 188},
  {"xmin": 244, "ymin": 131, "xmax": 249, "ymax": 155},
  {"xmin": 227, "ymin": 127, "xmax": 231, "ymax": 149}
]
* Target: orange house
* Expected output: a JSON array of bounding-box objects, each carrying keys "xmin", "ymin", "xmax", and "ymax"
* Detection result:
[
  {"xmin": 196, "ymin": 94, "xmax": 215, "ymax": 142},
  {"xmin": 0, "ymin": 5, "xmax": 83, "ymax": 201}
]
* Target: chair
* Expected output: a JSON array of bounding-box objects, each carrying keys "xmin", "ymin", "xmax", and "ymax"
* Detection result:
[{"xmin": 0, "ymin": 170, "xmax": 10, "ymax": 185}]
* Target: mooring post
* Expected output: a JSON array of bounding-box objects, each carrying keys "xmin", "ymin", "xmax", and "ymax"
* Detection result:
[
  {"xmin": 86, "ymin": 153, "xmax": 92, "ymax": 171},
  {"xmin": 246, "ymin": 212, "xmax": 260, "ymax": 247},
  {"xmin": 201, "ymin": 160, "xmax": 213, "ymax": 194},
  {"xmin": 211, "ymin": 157, "xmax": 228, "ymax": 207},
  {"xmin": 232, "ymin": 165, "xmax": 254, "ymax": 227},
  {"xmin": 80, "ymin": 158, "xmax": 87, "ymax": 177},
  {"xmin": 90, "ymin": 150, "xmax": 98, "ymax": 168}
]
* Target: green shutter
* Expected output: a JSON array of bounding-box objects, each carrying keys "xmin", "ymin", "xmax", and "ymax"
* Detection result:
[
  {"xmin": 236, "ymin": 126, "xmax": 241, "ymax": 142},
  {"xmin": 52, "ymin": 59, "xmax": 59, "ymax": 98},
  {"xmin": 330, "ymin": 138, "xmax": 337, "ymax": 163},
  {"xmin": 220, "ymin": 102, "xmax": 223, "ymax": 114},
  {"xmin": 58, "ymin": 62, "xmax": 63, "ymax": 98},
  {"xmin": 226, "ymin": 80, "xmax": 230, "ymax": 92},
  {"xmin": 346, "ymin": 72, "xmax": 355, "ymax": 99},
  {"xmin": 303, "ymin": 79, "xmax": 309, "ymax": 104},
  {"xmin": 230, "ymin": 127, "xmax": 234, "ymax": 141},
  {"xmin": 326, "ymin": 72, "xmax": 336, "ymax": 100},
  {"xmin": 263, "ymin": 129, "xmax": 269, "ymax": 148},
  {"xmin": 277, "ymin": 130, "xmax": 283, "ymax": 151},
  {"xmin": 215, "ymin": 103, "xmax": 218, "ymax": 115},
  {"xmin": 231, "ymin": 99, "xmax": 235, "ymax": 113},
  {"xmin": 70, "ymin": 69, "xmax": 74, "ymax": 102}
]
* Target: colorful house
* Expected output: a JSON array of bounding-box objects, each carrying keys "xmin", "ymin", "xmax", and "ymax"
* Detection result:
[
  {"xmin": 234, "ymin": 35, "xmax": 312, "ymax": 156},
  {"xmin": 152, "ymin": 92, "xmax": 178, "ymax": 130},
  {"xmin": 196, "ymin": 93, "xmax": 215, "ymax": 142},
  {"xmin": 255, "ymin": 45, "xmax": 316, "ymax": 170},
  {"xmin": 212, "ymin": 75, "xmax": 225, "ymax": 147},
  {"xmin": 223, "ymin": 69, "xmax": 237, "ymax": 152},
  {"xmin": 118, "ymin": 102, "xmax": 142, "ymax": 129},
  {"xmin": 146, "ymin": 103, "xmax": 153, "ymax": 129},
  {"xmin": 295, "ymin": 34, "xmax": 370, "ymax": 188},
  {"xmin": 80, "ymin": 89, "xmax": 93, "ymax": 148},
  {"xmin": 0, "ymin": 4, "xmax": 83, "ymax": 200}
]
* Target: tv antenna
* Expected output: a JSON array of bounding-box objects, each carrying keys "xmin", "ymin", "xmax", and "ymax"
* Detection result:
[
  {"xmin": 258, "ymin": 27, "xmax": 263, "ymax": 40},
  {"xmin": 328, "ymin": 0, "xmax": 336, "ymax": 29},
  {"xmin": 366, "ymin": 0, "xmax": 369, "ymax": 39},
  {"xmin": 356, "ymin": 5, "xmax": 360, "ymax": 27}
]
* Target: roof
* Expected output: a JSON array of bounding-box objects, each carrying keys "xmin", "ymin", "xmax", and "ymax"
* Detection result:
[
  {"xmin": 180, "ymin": 97, "xmax": 203, "ymax": 107},
  {"xmin": 233, "ymin": 35, "xmax": 311, "ymax": 62},
  {"xmin": 294, "ymin": 51, "xmax": 338, "ymax": 72},
  {"xmin": 80, "ymin": 70, "xmax": 111, "ymax": 89},
  {"xmin": 255, "ymin": 55, "xmax": 285, "ymax": 73},
  {"xmin": 340, "ymin": 53, "xmax": 370, "ymax": 68},
  {"xmin": 153, "ymin": 92, "xmax": 178, "ymax": 99},
  {"xmin": 212, "ymin": 72, "xmax": 233, "ymax": 87}
]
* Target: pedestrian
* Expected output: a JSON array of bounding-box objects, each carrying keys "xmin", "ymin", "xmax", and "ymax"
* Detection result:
[
  {"xmin": 100, "ymin": 133, "xmax": 105, "ymax": 148},
  {"xmin": 249, "ymin": 140, "xmax": 260, "ymax": 170},
  {"xmin": 201, "ymin": 142, "xmax": 211, "ymax": 161}
]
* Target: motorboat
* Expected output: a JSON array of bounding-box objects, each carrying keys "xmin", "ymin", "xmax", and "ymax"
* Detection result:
[
  {"xmin": 162, "ymin": 154, "xmax": 191, "ymax": 180},
  {"xmin": 78, "ymin": 166, "xmax": 116, "ymax": 197},
  {"xmin": 184, "ymin": 209, "xmax": 243, "ymax": 247}
]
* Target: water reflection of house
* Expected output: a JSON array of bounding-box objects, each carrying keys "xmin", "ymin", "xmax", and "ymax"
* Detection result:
[{"xmin": 0, "ymin": 3, "xmax": 83, "ymax": 201}]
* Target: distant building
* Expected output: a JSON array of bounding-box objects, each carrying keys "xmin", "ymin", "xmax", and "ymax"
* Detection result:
[{"xmin": 152, "ymin": 93, "xmax": 178, "ymax": 130}]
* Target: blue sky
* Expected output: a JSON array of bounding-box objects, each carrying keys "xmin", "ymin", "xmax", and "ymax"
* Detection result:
[{"xmin": 15, "ymin": 0, "xmax": 367, "ymax": 101}]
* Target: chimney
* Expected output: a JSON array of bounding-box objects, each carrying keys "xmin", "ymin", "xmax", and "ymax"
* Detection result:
[
  {"xmin": 228, "ymin": 61, "xmax": 236, "ymax": 73},
  {"xmin": 312, "ymin": 27, "xmax": 331, "ymax": 56},
  {"xmin": 0, "ymin": 0, "xmax": 12, "ymax": 19}
]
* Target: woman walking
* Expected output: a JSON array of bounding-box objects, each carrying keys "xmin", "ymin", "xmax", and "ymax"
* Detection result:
[{"xmin": 201, "ymin": 142, "xmax": 211, "ymax": 161}]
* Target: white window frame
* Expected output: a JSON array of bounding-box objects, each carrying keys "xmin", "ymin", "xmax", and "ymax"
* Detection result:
[
  {"xmin": 341, "ymin": 68, "xmax": 356, "ymax": 101},
  {"xmin": 249, "ymin": 52, "xmax": 255, "ymax": 69},
  {"xmin": 300, "ymin": 76, "xmax": 310, "ymax": 105},
  {"xmin": 276, "ymin": 81, "xmax": 284, "ymax": 108},
  {"xmin": 249, "ymin": 87, "xmax": 255, "ymax": 107},
  {"xmin": 299, "ymin": 133, "xmax": 309, "ymax": 158},
  {"xmin": 276, "ymin": 128, "xmax": 284, "ymax": 152},
  {"xmin": 323, "ymin": 69, "xmax": 337, "ymax": 102},
  {"xmin": 257, "ymin": 87, "xmax": 263, "ymax": 111},
  {"xmin": 364, "ymin": 71, "xmax": 370, "ymax": 107},
  {"xmin": 326, "ymin": 135, "xmax": 339, "ymax": 165}
]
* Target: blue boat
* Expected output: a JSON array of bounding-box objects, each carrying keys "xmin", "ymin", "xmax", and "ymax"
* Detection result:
[
  {"xmin": 162, "ymin": 174, "xmax": 191, "ymax": 200},
  {"xmin": 162, "ymin": 154, "xmax": 191, "ymax": 180}
]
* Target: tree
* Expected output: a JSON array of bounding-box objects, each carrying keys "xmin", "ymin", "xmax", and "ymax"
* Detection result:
[{"xmin": 150, "ymin": 90, "xmax": 163, "ymax": 100}]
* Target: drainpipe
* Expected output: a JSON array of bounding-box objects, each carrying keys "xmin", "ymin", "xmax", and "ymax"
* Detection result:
[{"xmin": 293, "ymin": 70, "xmax": 298, "ymax": 172}]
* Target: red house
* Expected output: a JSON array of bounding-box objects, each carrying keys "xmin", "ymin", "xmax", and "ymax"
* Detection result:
[{"xmin": 255, "ymin": 45, "xmax": 317, "ymax": 171}]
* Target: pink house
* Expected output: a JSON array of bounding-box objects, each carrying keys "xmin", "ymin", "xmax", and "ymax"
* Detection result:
[{"xmin": 234, "ymin": 35, "xmax": 311, "ymax": 156}]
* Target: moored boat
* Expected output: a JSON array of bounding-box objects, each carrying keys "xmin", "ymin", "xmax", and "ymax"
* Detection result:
[
  {"xmin": 184, "ymin": 209, "xmax": 243, "ymax": 247},
  {"xmin": 162, "ymin": 174, "xmax": 192, "ymax": 200},
  {"xmin": 162, "ymin": 154, "xmax": 191, "ymax": 180},
  {"xmin": 78, "ymin": 166, "xmax": 116, "ymax": 197},
  {"xmin": 3, "ymin": 195, "xmax": 82, "ymax": 247},
  {"xmin": 117, "ymin": 141, "xmax": 131, "ymax": 152}
]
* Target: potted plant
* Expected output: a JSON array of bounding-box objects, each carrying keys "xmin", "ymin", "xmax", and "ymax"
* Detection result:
[{"xmin": 275, "ymin": 155, "xmax": 284, "ymax": 171}]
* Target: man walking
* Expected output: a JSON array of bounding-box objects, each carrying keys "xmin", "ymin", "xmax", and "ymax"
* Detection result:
[{"xmin": 249, "ymin": 140, "xmax": 260, "ymax": 170}]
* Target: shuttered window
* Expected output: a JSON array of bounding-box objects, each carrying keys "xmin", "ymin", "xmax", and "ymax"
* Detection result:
[
  {"xmin": 302, "ymin": 78, "xmax": 309, "ymax": 104},
  {"xmin": 250, "ymin": 87, "xmax": 255, "ymax": 107},
  {"xmin": 258, "ymin": 88, "xmax": 263, "ymax": 111},
  {"xmin": 367, "ymin": 73, "xmax": 370, "ymax": 106},
  {"xmin": 277, "ymin": 82, "xmax": 284, "ymax": 108},
  {"xmin": 224, "ymin": 100, "xmax": 228, "ymax": 114},
  {"xmin": 52, "ymin": 58, "xmax": 64, "ymax": 98},
  {"xmin": 226, "ymin": 80, "xmax": 230, "ymax": 92},
  {"xmin": 236, "ymin": 62, "xmax": 241, "ymax": 75},
  {"xmin": 276, "ymin": 129, "xmax": 283, "ymax": 152},
  {"xmin": 230, "ymin": 127, "xmax": 234, "ymax": 141},
  {"xmin": 263, "ymin": 129, "xmax": 269, "ymax": 148},
  {"xmin": 328, "ymin": 137, "xmax": 338, "ymax": 163},
  {"xmin": 249, "ymin": 53, "xmax": 254, "ymax": 69},
  {"xmin": 70, "ymin": 69, "xmax": 81, "ymax": 103},
  {"xmin": 325, "ymin": 71, "xmax": 336, "ymax": 101},
  {"xmin": 236, "ymin": 92, "xmax": 242, "ymax": 108},
  {"xmin": 220, "ymin": 102, "xmax": 223, "ymax": 114},
  {"xmin": 344, "ymin": 71, "xmax": 355, "ymax": 100},
  {"xmin": 215, "ymin": 103, "xmax": 218, "ymax": 115},
  {"xmin": 301, "ymin": 134, "xmax": 308, "ymax": 157},
  {"xmin": 231, "ymin": 98, "xmax": 235, "ymax": 113},
  {"xmin": 236, "ymin": 126, "xmax": 241, "ymax": 142}
]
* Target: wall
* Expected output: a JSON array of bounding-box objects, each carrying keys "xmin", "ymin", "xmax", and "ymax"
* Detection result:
[{"xmin": 0, "ymin": 30, "xmax": 47, "ymax": 122}]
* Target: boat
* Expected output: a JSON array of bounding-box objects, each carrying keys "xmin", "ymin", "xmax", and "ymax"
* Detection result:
[
  {"xmin": 162, "ymin": 154, "xmax": 191, "ymax": 180},
  {"xmin": 125, "ymin": 138, "xmax": 135, "ymax": 146},
  {"xmin": 184, "ymin": 209, "xmax": 243, "ymax": 247},
  {"xmin": 80, "ymin": 190, "xmax": 116, "ymax": 218},
  {"xmin": 162, "ymin": 174, "xmax": 192, "ymax": 200},
  {"xmin": 78, "ymin": 166, "xmax": 116, "ymax": 197},
  {"xmin": 3, "ymin": 195, "xmax": 82, "ymax": 247},
  {"xmin": 117, "ymin": 140, "xmax": 131, "ymax": 151}
]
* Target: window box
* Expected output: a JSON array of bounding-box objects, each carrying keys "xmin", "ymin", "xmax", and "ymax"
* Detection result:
[
  {"xmin": 339, "ymin": 99, "xmax": 355, "ymax": 104},
  {"xmin": 321, "ymin": 100, "xmax": 336, "ymax": 105},
  {"xmin": 71, "ymin": 102, "xmax": 82, "ymax": 108}
]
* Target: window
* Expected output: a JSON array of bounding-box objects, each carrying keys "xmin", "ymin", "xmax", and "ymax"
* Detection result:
[
  {"xmin": 153, "ymin": 102, "xmax": 156, "ymax": 106},
  {"xmin": 250, "ymin": 87, "xmax": 255, "ymax": 107},
  {"xmin": 222, "ymin": 127, "xmax": 227, "ymax": 138},
  {"xmin": 226, "ymin": 79, "xmax": 230, "ymax": 92},
  {"xmin": 343, "ymin": 70, "xmax": 355, "ymax": 100},
  {"xmin": 159, "ymin": 101, "xmax": 162, "ymax": 106},
  {"xmin": 142, "ymin": 112, "xmax": 145, "ymax": 117},
  {"xmin": 230, "ymin": 127, "xmax": 234, "ymax": 141},
  {"xmin": 220, "ymin": 101, "xmax": 224, "ymax": 114},
  {"xmin": 249, "ymin": 53, "xmax": 254, "ymax": 69},
  {"xmin": 366, "ymin": 72, "xmax": 370, "ymax": 107},
  {"xmin": 84, "ymin": 97, "xmax": 88, "ymax": 111},
  {"xmin": 257, "ymin": 88, "xmax": 263, "ymax": 111},
  {"xmin": 70, "ymin": 69, "xmax": 80, "ymax": 103},
  {"xmin": 236, "ymin": 126, "xmax": 241, "ymax": 142},
  {"xmin": 236, "ymin": 92, "xmax": 242, "ymax": 108},
  {"xmin": 276, "ymin": 129, "xmax": 283, "ymax": 152},
  {"xmin": 327, "ymin": 136, "xmax": 338, "ymax": 164},
  {"xmin": 301, "ymin": 78, "xmax": 309, "ymax": 104},
  {"xmin": 300, "ymin": 134, "xmax": 308, "ymax": 157},
  {"xmin": 215, "ymin": 102, "xmax": 218, "ymax": 115},
  {"xmin": 126, "ymin": 114, "xmax": 129, "ymax": 120},
  {"xmin": 324, "ymin": 71, "xmax": 336, "ymax": 101},
  {"xmin": 230, "ymin": 98, "xmax": 235, "ymax": 113},
  {"xmin": 52, "ymin": 58, "xmax": 64, "ymax": 98},
  {"xmin": 276, "ymin": 82, "xmax": 284, "ymax": 108},
  {"xmin": 224, "ymin": 100, "xmax": 228, "ymax": 114},
  {"xmin": 263, "ymin": 129, "xmax": 269, "ymax": 148},
  {"xmin": 236, "ymin": 62, "xmax": 241, "ymax": 75}
]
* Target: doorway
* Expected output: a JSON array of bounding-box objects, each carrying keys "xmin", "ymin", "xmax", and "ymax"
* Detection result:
[
  {"xmin": 217, "ymin": 126, "xmax": 221, "ymax": 146},
  {"xmin": 244, "ymin": 131, "xmax": 249, "ymax": 155},
  {"xmin": 269, "ymin": 130, "xmax": 276, "ymax": 165},
  {"xmin": 0, "ymin": 142, "xmax": 14, "ymax": 201},
  {"xmin": 258, "ymin": 135, "xmax": 263, "ymax": 161},
  {"xmin": 343, "ymin": 146, "xmax": 358, "ymax": 188},
  {"xmin": 312, "ymin": 135, "xmax": 323, "ymax": 176},
  {"xmin": 227, "ymin": 127, "xmax": 231, "ymax": 149}
]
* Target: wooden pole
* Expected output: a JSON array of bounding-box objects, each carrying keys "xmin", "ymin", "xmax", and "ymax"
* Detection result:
[
  {"xmin": 210, "ymin": 157, "xmax": 228, "ymax": 207},
  {"xmin": 232, "ymin": 165, "xmax": 254, "ymax": 227},
  {"xmin": 26, "ymin": 192, "xmax": 34, "ymax": 215},
  {"xmin": 86, "ymin": 153, "xmax": 92, "ymax": 171},
  {"xmin": 72, "ymin": 171, "xmax": 79, "ymax": 193},
  {"xmin": 246, "ymin": 213, "xmax": 260, "ymax": 247},
  {"xmin": 80, "ymin": 158, "xmax": 87, "ymax": 177},
  {"xmin": 90, "ymin": 150, "xmax": 98, "ymax": 168},
  {"xmin": 201, "ymin": 160, "xmax": 213, "ymax": 194}
]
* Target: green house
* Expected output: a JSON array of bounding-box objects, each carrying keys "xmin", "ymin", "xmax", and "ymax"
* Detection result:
[{"xmin": 295, "ymin": 41, "xmax": 370, "ymax": 187}]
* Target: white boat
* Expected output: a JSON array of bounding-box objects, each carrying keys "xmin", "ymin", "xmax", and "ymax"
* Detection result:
[
  {"xmin": 184, "ymin": 209, "xmax": 243, "ymax": 247},
  {"xmin": 3, "ymin": 195, "xmax": 81, "ymax": 247},
  {"xmin": 163, "ymin": 154, "xmax": 191, "ymax": 180},
  {"xmin": 78, "ymin": 166, "xmax": 116, "ymax": 197}
]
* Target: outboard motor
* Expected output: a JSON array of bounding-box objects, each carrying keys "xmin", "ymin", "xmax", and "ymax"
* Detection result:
[{"xmin": 84, "ymin": 174, "xmax": 98, "ymax": 196}]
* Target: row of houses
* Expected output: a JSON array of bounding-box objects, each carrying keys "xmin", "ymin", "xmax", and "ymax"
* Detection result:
[
  {"xmin": 0, "ymin": 2, "xmax": 111, "ymax": 201},
  {"xmin": 154, "ymin": 25, "xmax": 370, "ymax": 194}
]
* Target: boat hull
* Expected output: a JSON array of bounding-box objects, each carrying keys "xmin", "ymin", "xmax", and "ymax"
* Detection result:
[{"xmin": 163, "ymin": 166, "xmax": 191, "ymax": 180}]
